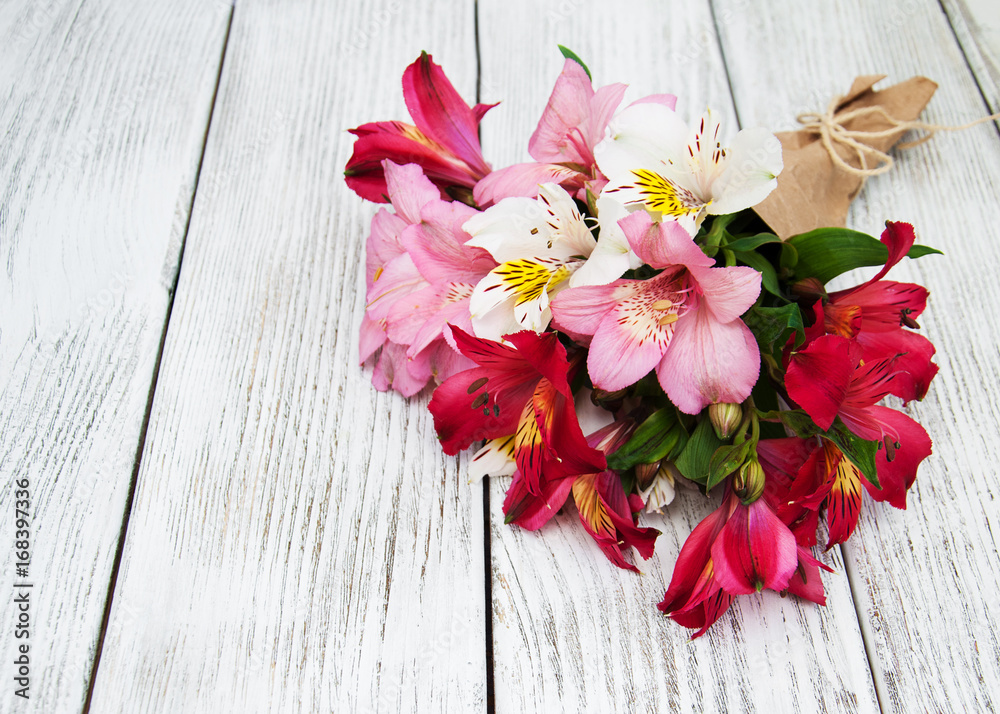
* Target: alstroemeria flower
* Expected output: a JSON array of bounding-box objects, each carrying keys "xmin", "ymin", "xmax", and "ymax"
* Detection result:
[
  {"xmin": 786, "ymin": 334, "xmax": 933, "ymax": 458},
  {"xmin": 551, "ymin": 211, "xmax": 761, "ymax": 414},
  {"xmin": 346, "ymin": 52, "xmax": 496, "ymax": 203},
  {"xmin": 658, "ymin": 491, "xmax": 736, "ymax": 638},
  {"xmin": 475, "ymin": 59, "xmax": 676, "ymax": 205},
  {"xmin": 711, "ymin": 493, "xmax": 798, "ymax": 594},
  {"xmin": 805, "ymin": 222, "xmax": 938, "ymax": 402},
  {"xmin": 596, "ymin": 104, "xmax": 782, "ymax": 236},
  {"xmin": 463, "ymin": 183, "xmax": 598, "ymax": 340},
  {"xmin": 502, "ymin": 419, "xmax": 659, "ymax": 572},
  {"xmin": 428, "ymin": 327, "xmax": 606, "ymax": 494},
  {"xmin": 362, "ymin": 161, "xmax": 496, "ymax": 395}
]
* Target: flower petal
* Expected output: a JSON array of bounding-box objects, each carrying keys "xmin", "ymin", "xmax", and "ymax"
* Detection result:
[
  {"xmin": 402, "ymin": 52, "xmax": 490, "ymax": 176},
  {"xmin": 656, "ymin": 303, "xmax": 760, "ymax": 414}
]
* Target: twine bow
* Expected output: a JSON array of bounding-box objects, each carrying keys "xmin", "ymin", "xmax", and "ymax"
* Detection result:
[{"xmin": 797, "ymin": 95, "xmax": 1000, "ymax": 180}]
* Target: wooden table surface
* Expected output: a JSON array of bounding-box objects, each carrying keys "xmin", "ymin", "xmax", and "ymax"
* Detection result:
[{"xmin": 2, "ymin": 0, "xmax": 999, "ymax": 712}]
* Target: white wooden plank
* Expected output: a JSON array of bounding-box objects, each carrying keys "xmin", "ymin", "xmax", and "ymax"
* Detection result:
[
  {"xmin": 0, "ymin": 2, "xmax": 231, "ymax": 711},
  {"xmin": 714, "ymin": 0, "xmax": 1000, "ymax": 711},
  {"xmin": 87, "ymin": 1, "xmax": 487, "ymax": 711},
  {"xmin": 943, "ymin": 0, "xmax": 1000, "ymax": 113},
  {"xmin": 478, "ymin": 2, "xmax": 879, "ymax": 712}
]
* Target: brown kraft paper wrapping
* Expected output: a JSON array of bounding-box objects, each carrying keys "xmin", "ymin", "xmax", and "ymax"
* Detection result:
[{"xmin": 753, "ymin": 75, "xmax": 938, "ymax": 239}]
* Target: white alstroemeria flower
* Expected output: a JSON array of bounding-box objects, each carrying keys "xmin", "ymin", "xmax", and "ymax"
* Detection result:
[
  {"xmin": 641, "ymin": 462, "xmax": 678, "ymax": 514},
  {"xmin": 595, "ymin": 104, "xmax": 782, "ymax": 236},
  {"xmin": 463, "ymin": 183, "xmax": 596, "ymax": 340}
]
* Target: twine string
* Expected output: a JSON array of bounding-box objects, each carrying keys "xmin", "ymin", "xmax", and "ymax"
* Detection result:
[{"xmin": 797, "ymin": 94, "xmax": 1000, "ymax": 179}]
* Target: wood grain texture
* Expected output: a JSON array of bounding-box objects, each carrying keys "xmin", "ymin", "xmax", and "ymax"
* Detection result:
[
  {"xmin": 0, "ymin": 1, "xmax": 230, "ymax": 711},
  {"xmin": 714, "ymin": 0, "xmax": 1000, "ymax": 710},
  {"xmin": 478, "ymin": 2, "xmax": 879, "ymax": 712},
  {"xmin": 943, "ymin": 0, "xmax": 1000, "ymax": 113},
  {"xmin": 87, "ymin": 1, "xmax": 487, "ymax": 711}
]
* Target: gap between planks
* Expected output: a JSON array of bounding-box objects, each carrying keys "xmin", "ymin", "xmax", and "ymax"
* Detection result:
[{"xmin": 80, "ymin": 6, "xmax": 237, "ymax": 711}]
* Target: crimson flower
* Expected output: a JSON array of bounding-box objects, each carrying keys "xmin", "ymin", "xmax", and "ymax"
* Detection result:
[
  {"xmin": 804, "ymin": 221, "xmax": 938, "ymax": 401},
  {"xmin": 345, "ymin": 53, "xmax": 496, "ymax": 203},
  {"xmin": 428, "ymin": 327, "xmax": 605, "ymax": 495},
  {"xmin": 785, "ymin": 334, "xmax": 932, "ymax": 509},
  {"xmin": 659, "ymin": 486, "xmax": 797, "ymax": 637}
]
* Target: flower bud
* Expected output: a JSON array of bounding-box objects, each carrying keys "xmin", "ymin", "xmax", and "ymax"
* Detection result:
[
  {"xmin": 790, "ymin": 277, "xmax": 827, "ymax": 302},
  {"xmin": 733, "ymin": 458, "xmax": 766, "ymax": 504},
  {"xmin": 709, "ymin": 402, "xmax": 743, "ymax": 440},
  {"xmin": 590, "ymin": 388, "xmax": 627, "ymax": 411}
]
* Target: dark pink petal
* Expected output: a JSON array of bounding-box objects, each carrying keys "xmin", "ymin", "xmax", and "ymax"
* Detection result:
[
  {"xmin": 857, "ymin": 328, "xmax": 938, "ymax": 402},
  {"xmin": 712, "ymin": 499, "xmax": 798, "ymax": 595},
  {"xmin": 872, "ymin": 221, "xmax": 916, "ymax": 283},
  {"xmin": 660, "ymin": 494, "xmax": 735, "ymax": 614},
  {"xmin": 667, "ymin": 586, "xmax": 735, "ymax": 639},
  {"xmin": 346, "ymin": 122, "xmax": 480, "ymax": 200},
  {"xmin": 504, "ymin": 330, "xmax": 576, "ymax": 398},
  {"xmin": 784, "ymin": 546, "xmax": 834, "ymax": 605},
  {"xmin": 598, "ymin": 471, "xmax": 659, "ymax": 560},
  {"xmin": 830, "ymin": 280, "xmax": 928, "ymax": 333},
  {"xmin": 864, "ymin": 406, "xmax": 932, "ymax": 509},
  {"xmin": 785, "ymin": 335, "xmax": 860, "ymax": 429},
  {"xmin": 502, "ymin": 470, "xmax": 574, "ymax": 530},
  {"xmin": 428, "ymin": 365, "xmax": 533, "ymax": 454},
  {"xmin": 402, "ymin": 53, "xmax": 491, "ymax": 177}
]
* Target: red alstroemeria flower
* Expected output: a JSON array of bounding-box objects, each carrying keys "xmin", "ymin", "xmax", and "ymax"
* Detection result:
[
  {"xmin": 428, "ymin": 327, "xmax": 606, "ymax": 494},
  {"xmin": 346, "ymin": 53, "xmax": 496, "ymax": 203},
  {"xmin": 501, "ymin": 419, "xmax": 659, "ymax": 572},
  {"xmin": 711, "ymin": 494, "xmax": 798, "ymax": 595},
  {"xmin": 785, "ymin": 335, "xmax": 933, "ymax": 511},
  {"xmin": 805, "ymin": 221, "xmax": 938, "ymax": 401},
  {"xmin": 658, "ymin": 491, "xmax": 736, "ymax": 638},
  {"xmin": 659, "ymin": 485, "xmax": 798, "ymax": 636}
]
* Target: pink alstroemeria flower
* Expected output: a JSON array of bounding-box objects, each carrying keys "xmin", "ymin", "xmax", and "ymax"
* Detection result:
[
  {"xmin": 804, "ymin": 222, "xmax": 938, "ymax": 402},
  {"xmin": 550, "ymin": 211, "xmax": 761, "ymax": 414},
  {"xmin": 361, "ymin": 161, "xmax": 495, "ymax": 395},
  {"xmin": 474, "ymin": 59, "xmax": 676, "ymax": 205},
  {"xmin": 428, "ymin": 328, "xmax": 606, "ymax": 495},
  {"xmin": 346, "ymin": 53, "xmax": 496, "ymax": 203}
]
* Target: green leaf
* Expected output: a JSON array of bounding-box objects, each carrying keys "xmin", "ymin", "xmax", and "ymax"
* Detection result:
[
  {"xmin": 779, "ymin": 241, "xmax": 798, "ymax": 270},
  {"xmin": 755, "ymin": 408, "xmax": 819, "ymax": 437},
  {"xmin": 824, "ymin": 421, "xmax": 881, "ymax": 488},
  {"xmin": 557, "ymin": 45, "xmax": 592, "ymax": 80},
  {"xmin": 787, "ymin": 228, "xmax": 887, "ymax": 283},
  {"xmin": 725, "ymin": 233, "xmax": 782, "ymax": 252},
  {"xmin": 735, "ymin": 250, "xmax": 781, "ymax": 297},
  {"xmin": 607, "ymin": 409, "xmax": 682, "ymax": 470},
  {"xmin": 707, "ymin": 441, "xmax": 751, "ymax": 491},
  {"xmin": 907, "ymin": 244, "xmax": 943, "ymax": 259},
  {"xmin": 743, "ymin": 304, "xmax": 805, "ymax": 355},
  {"xmin": 674, "ymin": 418, "xmax": 724, "ymax": 486}
]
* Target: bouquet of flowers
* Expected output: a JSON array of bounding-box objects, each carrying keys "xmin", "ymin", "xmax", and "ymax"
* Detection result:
[{"xmin": 346, "ymin": 50, "xmax": 940, "ymax": 637}]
